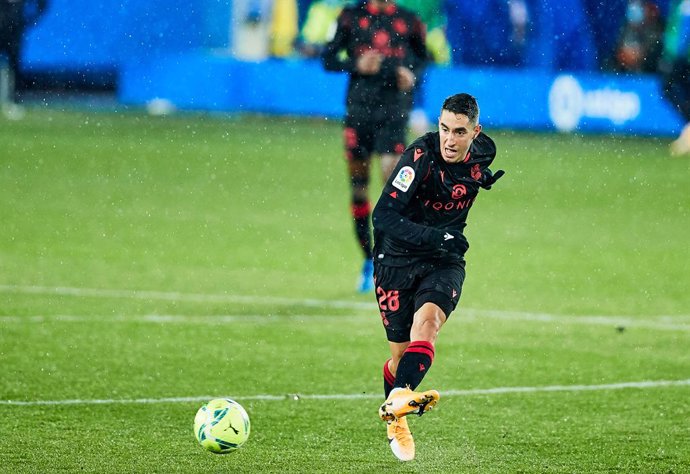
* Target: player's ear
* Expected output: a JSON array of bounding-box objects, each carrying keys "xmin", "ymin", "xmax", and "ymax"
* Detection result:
[{"xmin": 473, "ymin": 124, "xmax": 482, "ymax": 139}]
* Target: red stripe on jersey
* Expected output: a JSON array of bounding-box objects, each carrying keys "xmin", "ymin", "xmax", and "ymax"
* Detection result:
[{"xmin": 383, "ymin": 359, "xmax": 396, "ymax": 385}]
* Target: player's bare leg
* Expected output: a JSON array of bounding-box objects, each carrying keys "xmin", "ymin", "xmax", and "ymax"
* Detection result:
[
  {"xmin": 379, "ymin": 152, "xmax": 400, "ymax": 183},
  {"xmin": 410, "ymin": 302, "xmax": 447, "ymax": 343},
  {"xmin": 670, "ymin": 123, "xmax": 690, "ymax": 157}
]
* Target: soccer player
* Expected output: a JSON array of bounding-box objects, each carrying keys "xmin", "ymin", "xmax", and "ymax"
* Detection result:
[
  {"xmin": 0, "ymin": 0, "xmax": 47, "ymax": 115},
  {"xmin": 322, "ymin": 0, "xmax": 427, "ymax": 292},
  {"xmin": 660, "ymin": 0, "xmax": 690, "ymax": 156},
  {"xmin": 372, "ymin": 93, "xmax": 504, "ymax": 461}
]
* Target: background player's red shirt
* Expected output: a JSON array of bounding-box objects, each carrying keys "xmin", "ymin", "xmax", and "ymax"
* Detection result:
[{"xmin": 322, "ymin": 2, "xmax": 427, "ymax": 116}]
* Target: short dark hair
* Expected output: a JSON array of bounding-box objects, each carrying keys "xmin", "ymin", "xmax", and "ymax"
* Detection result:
[{"xmin": 441, "ymin": 93, "xmax": 480, "ymax": 124}]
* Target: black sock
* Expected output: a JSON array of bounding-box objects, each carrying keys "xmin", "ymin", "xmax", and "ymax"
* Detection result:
[
  {"xmin": 351, "ymin": 201, "xmax": 372, "ymax": 259},
  {"xmin": 393, "ymin": 341, "xmax": 435, "ymax": 391},
  {"xmin": 383, "ymin": 358, "xmax": 395, "ymax": 398}
]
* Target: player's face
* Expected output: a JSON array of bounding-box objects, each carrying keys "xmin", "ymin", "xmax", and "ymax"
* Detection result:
[{"xmin": 438, "ymin": 110, "xmax": 482, "ymax": 163}]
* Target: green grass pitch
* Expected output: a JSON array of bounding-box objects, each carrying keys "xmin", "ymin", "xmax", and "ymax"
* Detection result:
[{"xmin": 1, "ymin": 108, "xmax": 689, "ymax": 473}]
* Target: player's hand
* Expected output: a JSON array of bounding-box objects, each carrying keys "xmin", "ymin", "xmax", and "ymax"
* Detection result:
[
  {"xmin": 356, "ymin": 50, "xmax": 383, "ymax": 75},
  {"xmin": 480, "ymin": 169, "xmax": 505, "ymax": 190},
  {"xmin": 422, "ymin": 228, "xmax": 469, "ymax": 254},
  {"xmin": 396, "ymin": 67, "xmax": 415, "ymax": 92},
  {"xmin": 438, "ymin": 230, "xmax": 469, "ymax": 253}
]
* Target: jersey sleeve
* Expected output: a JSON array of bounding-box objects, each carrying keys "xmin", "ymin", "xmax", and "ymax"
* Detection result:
[
  {"xmin": 321, "ymin": 9, "xmax": 356, "ymax": 73},
  {"xmin": 469, "ymin": 133, "xmax": 500, "ymax": 189},
  {"xmin": 372, "ymin": 142, "xmax": 435, "ymax": 247}
]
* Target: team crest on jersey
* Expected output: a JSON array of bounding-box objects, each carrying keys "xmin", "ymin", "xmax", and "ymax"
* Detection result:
[
  {"xmin": 392, "ymin": 166, "xmax": 415, "ymax": 192},
  {"xmin": 451, "ymin": 184, "xmax": 467, "ymax": 199}
]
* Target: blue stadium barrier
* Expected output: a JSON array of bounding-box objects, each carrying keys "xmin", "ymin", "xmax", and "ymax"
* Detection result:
[
  {"xmin": 22, "ymin": 0, "xmax": 684, "ymax": 136},
  {"xmin": 23, "ymin": 0, "xmax": 227, "ymax": 74},
  {"xmin": 120, "ymin": 54, "xmax": 684, "ymax": 136},
  {"xmin": 119, "ymin": 54, "xmax": 348, "ymax": 116},
  {"xmin": 424, "ymin": 66, "xmax": 684, "ymax": 136},
  {"xmin": 21, "ymin": 0, "xmax": 670, "ymax": 78}
]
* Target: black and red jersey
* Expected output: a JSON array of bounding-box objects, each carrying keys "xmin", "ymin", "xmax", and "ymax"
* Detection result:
[
  {"xmin": 372, "ymin": 131, "xmax": 499, "ymax": 265},
  {"xmin": 322, "ymin": 1, "xmax": 427, "ymax": 117}
]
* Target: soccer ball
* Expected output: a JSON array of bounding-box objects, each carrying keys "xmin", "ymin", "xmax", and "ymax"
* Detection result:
[{"xmin": 194, "ymin": 398, "xmax": 250, "ymax": 453}]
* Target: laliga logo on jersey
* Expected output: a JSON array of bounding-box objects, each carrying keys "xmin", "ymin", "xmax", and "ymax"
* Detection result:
[
  {"xmin": 548, "ymin": 75, "xmax": 640, "ymax": 132},
  {"xmin": 451, "ymin": 184, "xmax": 467, "ymax": 200},
  {"xmin": 392, "ymin": 166, "xmax": 415, "ymax": 192}
]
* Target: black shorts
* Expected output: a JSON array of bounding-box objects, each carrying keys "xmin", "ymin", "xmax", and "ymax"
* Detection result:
[
  {"xmin": 343, "ymin": 112, "xmax": 407, "ymax": 160},
  {"xmin": 373, "ymin": 259, "xmax": 466, "ymax": 343}
]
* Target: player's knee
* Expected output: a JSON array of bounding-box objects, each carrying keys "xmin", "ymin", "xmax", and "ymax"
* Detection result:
[
  {"xmin": 380, "ymin": 154, "xmax": 400, "ymax": 181},
  {"xmin": 411, "ymin": 319, "xmax": 443, "ymax": 342},
  {"xmin": 411, "ymin": 300, "xmax": 448, "ymax": 341}
]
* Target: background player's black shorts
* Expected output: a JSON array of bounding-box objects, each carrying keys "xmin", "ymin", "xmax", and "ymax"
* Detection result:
[
  {"xmin": 373, "ymin": 259, "xmax": 466, "ymax": 343},
  {"xmin": 344, "ymin": 112, "xmax": 407, "ymax": 159}
]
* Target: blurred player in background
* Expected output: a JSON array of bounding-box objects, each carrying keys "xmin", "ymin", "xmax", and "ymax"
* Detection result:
[
  {"xmin": 322, "ymin": 0, "xmax": 427, "ymax": 292},
  {"xmin": 0, "ymin": 0, "xmax": 47, "ymax": 117},
  {"xmin": 660, "ymin": 0, "xmax": 690, "ymax": 156},
  {"xmin": 372, "ymin": 93, "xmax": 504, "ymax": 461},
  {"xmin": 614, "ymin": 0, "xmax": 664, "ymax": 73}
]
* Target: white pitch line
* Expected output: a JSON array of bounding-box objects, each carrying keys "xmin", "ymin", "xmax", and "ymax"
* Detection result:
[
  {"xmin": 3, "ymin": 284, "xmax": 689, "ymax": 322},
  {"xmin": 465, "ymin": 311, "xmax": 690, "ymax": 332},
  {"xmin": 0, "ymin": 284, "xmax": 374, "ymax": 310},
  {"xmin": 1, "ymin": 312, "xmax": 690, "ymax": 332},
  {"xmin": 3, "ymin": 379, "xmax": 689, "ymax": 407},
  {"xmin": 0, "ymin": 314, "xmax": 320, "ymax": 324}
]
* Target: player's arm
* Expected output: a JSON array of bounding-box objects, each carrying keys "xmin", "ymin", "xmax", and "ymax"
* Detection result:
[
  {"xmin": 374, "ymin": 192, "xmax": 467, "ymax": 253},
  {"xmin": 321, "ymin": 10, "xmax": 356, "ymax": 73},
  {"xmin": 373, "ymin": 192, "xmax": 430, "ymax": 247},
  {"xmin": 372, "ymin": 147, "xmax": 467, "ymax": 252},
  {"xmin": 385, "ymin": 15, "xmax": 428, "ymax": 92}
]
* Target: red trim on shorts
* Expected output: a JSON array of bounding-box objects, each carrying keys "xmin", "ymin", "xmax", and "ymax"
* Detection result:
[
  {"xmin": 383, "ymin": 359, "xmax": 396, "ymax": 385},
  {"xmin": 405, "ymin": 340, "xmax": 435, "ymax": 362},
  {"xmin": 351, "ymin": 202, "xmax": 371, "ymax": 219}
]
